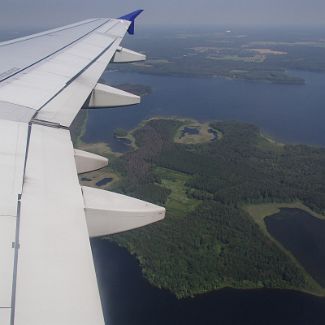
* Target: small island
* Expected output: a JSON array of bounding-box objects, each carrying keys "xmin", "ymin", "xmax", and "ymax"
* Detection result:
[{"xmin": 74, "ymin": 117, "xmax": 325, "ymax": 298}]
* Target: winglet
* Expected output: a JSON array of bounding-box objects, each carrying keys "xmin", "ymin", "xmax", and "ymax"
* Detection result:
[{"xmin": 119, "ymin": 9, "xmax": 144, "ymax": 35}]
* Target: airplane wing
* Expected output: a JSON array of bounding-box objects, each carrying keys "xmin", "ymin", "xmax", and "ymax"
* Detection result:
[{"xmin": 0, "ymin": 10, "xmax": 165, "ymax": 325}]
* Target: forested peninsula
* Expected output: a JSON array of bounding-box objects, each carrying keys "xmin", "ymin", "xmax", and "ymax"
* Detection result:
[{"xmin": 75, "ymin": 117, "xmax": 325, "ymax": 298}]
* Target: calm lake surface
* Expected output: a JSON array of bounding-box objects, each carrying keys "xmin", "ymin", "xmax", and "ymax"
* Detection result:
[
  {"xmin": 266, "ymin": 209, "xmax": 325, "ymax": 287},
  {"xmin": 83, "ymin": 70, "xmax": 325, "ymax": 151},
  {"xmin": 91, "ymin": 239, "xmax": 325, "ymax": 325}
]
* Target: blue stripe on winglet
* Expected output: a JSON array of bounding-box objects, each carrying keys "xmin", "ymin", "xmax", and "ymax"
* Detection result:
[{"xmin": 119, "ymin": 10, "xmax": 144, "ymax": 35}]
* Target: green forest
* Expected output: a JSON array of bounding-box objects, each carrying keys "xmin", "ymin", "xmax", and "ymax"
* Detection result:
[{"xmin": 103, "ymin": 118, "xmax": 325, "ymax": 298}]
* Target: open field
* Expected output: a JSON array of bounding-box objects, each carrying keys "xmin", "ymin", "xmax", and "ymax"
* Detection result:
[
  {"xmin": 244, "ymin": 201, "xmax": 325, "ymax": 224},
  {"xmin": 78, "ymin": 141, "xmax": 121, "ymax": 158},
  {"xmin": 155, "ymin": 167, "xmax": 200, "ymax": 217}
]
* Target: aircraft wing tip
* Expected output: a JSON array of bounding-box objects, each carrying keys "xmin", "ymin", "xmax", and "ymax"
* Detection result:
[{"xmin": 119, "ymin": 9, "xmax": 144, "ymax": 35}]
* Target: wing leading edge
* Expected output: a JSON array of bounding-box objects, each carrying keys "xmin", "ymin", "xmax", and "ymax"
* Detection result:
[{"xmin": 0, "ymin": 10, "xmax": 166, "ymax": 324}]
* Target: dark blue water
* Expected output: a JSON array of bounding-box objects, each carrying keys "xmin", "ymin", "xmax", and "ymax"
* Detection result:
[
  {"xmin": 183, "ymin": 127, "xmax": 200, "ymax": 136},
  {"xmin": 266, "ymin": 209, "xmax": 325, "ymax": 287},
  {"xmin": 208, "ymin": 128, "xmax": 219, "ymax": 140},
  {"xmin": 83, "ymin": 70, "xmax": 325, "ymax": 151},
  {"xmin": 96, "ymin": 178, "xmax": 113, "ymax": 187},
  {"xmin": 91, "ymin": 239, "xmax": 325, "ymax": 325}
]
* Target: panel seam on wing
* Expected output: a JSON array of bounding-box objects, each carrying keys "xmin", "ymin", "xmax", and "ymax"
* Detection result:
[{"xmin": 0, "ymin": 18, "xmax": 111, "ymax": 84}]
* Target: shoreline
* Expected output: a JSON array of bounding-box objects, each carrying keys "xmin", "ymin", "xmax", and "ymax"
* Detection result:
[
  {"xmin": 113, "ymin": 236, "xmax": 325, "ymax": 299},
  {"xmin": 110, "ymin": 67, "xmax": 306, "ymax": 85},
  {"xmin": 244, "ymin": 202, "xmax": 325, "ymax": 297},
  {"xmin": 74, "ymin": 116, "xmax": 325, "ymax": 298}
]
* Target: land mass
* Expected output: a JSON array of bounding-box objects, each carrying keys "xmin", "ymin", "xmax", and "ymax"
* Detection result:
[
  {"xmin": 73, "ymin": 116, "xmax": 325, "ymax": 298},
  {"xmin": 114, "ymin": 83, "xmax": 152, "ymax": 96},
  {"xmin": 112, "ymin": 29, "xmax": 325, "ymax": 84}
]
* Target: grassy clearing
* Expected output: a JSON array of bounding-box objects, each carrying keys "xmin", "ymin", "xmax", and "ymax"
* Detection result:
[
  {"xmin": 207, "ymin": 54, "xmax": 266, "ymax": 63},
  {"xmin": 115, "ymin": 132, "xmax": 138, "ymax": 150},
  {"xmin": 254, "ymin": 133, "xmax": 285, "ymax": 154},
  {"xmin": 244, "ymin": 201, "xmax": 325, "ymax": 225},
  {"xmin": 175, "ymin": 122, "xmax": 222, "ymax": 144},
  {"xmin": 78, "ymin": 141, "xmax": 121, "ymax": 159},
  {"xmin": 211, "ymin": 125, "xmax": 224, "ymax": 140},
  {"xmin": 249, "ymin": 40, "xmax": 325, "ymax": 48},
  {"xmin": 249, "ymin": 48, "xmax": 287, "ymax": 55},
  {"xmin": 155, "ymin": 167, "xmax": 200, "ymax": 217}
]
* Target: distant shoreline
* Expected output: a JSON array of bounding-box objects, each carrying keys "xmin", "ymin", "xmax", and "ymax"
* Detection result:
[{"xmin": 111, "ymin": 68, "xmax": 306, "ymax": 85}]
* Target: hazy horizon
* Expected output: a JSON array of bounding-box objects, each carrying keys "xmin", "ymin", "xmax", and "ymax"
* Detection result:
[{"xmin": 1, "ymin": 0, "xmax": 325, "ymax": 30}]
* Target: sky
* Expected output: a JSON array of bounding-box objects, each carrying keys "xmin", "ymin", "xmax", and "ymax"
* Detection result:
[{"xmin": 1, "ymin": 0, "xmax": 325, "ymax": 30}]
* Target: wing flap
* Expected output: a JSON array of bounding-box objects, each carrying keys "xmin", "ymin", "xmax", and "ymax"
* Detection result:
[
  {"xmin": 0, "ymin": 19, "xmax": 109, "ymax": 81},
  {"xmin": 0, "ymin": 34, "xmax": 116, "ymax": 110},
  {"xmin": 36, "ymin": 38, "xmax": 122, "ymax": 126},
  {"xmin": 0, "ymin": 102, "xmax": 35, "ymax": 123},
  {"xmin": 0, "ymin": 18, "xmax": 130, "ymax": 126},
  {"xmin": 0, "ymin": 120, "xmax": 28, "ymax": 215},
  {"xmin": 0, "ymin": 309, "xmax": 11, "ymax": 324},
  {"xmin": 0, "ymin": 12, "xmax": 148, "ymax": 324},
  {"xmin": 0, "ymin": 120, "xmax": 28, "ymax": 320},
  {"xmin": 0, "ymin": 216, "xmax": 16, "ymax": 308},
  {"xmin": 16, "ymin": 125, "xmax": 104, "ymax": 325}
]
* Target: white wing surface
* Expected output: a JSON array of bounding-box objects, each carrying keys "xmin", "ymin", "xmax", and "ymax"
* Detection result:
[{"xmin": 0, "ymin": 10, "xmax": 165, "ymax": 325}]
